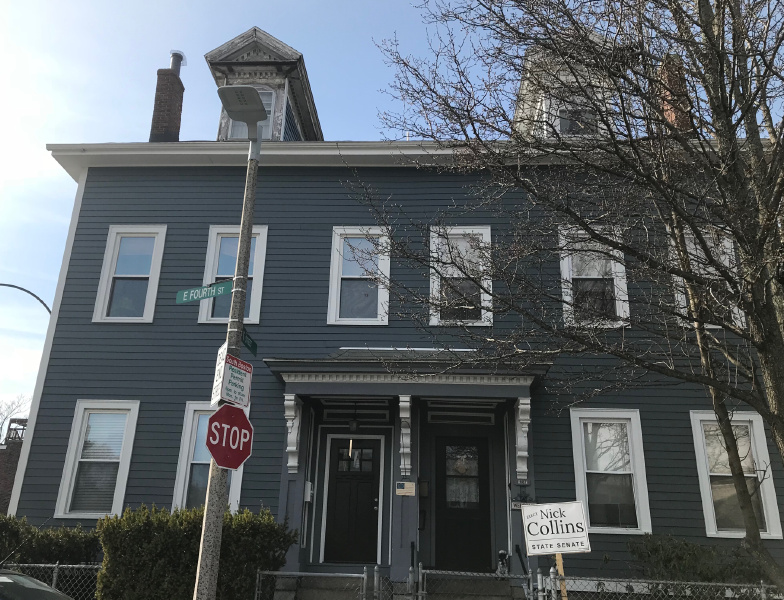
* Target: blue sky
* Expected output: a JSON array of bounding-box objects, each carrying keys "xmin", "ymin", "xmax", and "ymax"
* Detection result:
[{"xmin": 0, "ymin": 1, "xmax": 428, "ymax": 412}]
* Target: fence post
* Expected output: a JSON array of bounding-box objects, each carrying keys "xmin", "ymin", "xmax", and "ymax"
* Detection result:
[
  {"xmin": 362, "ymin": 566, "xmax": 368, "ymax": 600},
  {"xmin": 761, "ymin": 580, "xmax": 767, "ymax": 600},
  {"xmin": 52, "ymin": 562, "xmax": 60, "ymax": 590},
  {"xmin": 374, "ymin": 565, "xmax": 380, "ymax": 600},
  {"xmin": 549, "ymin": 566, "xmax": 558, "ymax": 600},
  {"xmin": 537, "ymin": 568, "xmax": 545, "ymax": 600},
  {"xmin": 419, "ymin": 562, "xmax": 425, "ymax": 597}
]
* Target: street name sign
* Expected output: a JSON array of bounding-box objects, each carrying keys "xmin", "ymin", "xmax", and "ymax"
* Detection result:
[
  {"xmin": 206, "ymin": 404, "xmax": 253, "ymax": 470},
  {"xmin": 522, "ymin": 501, "xmax": 590, "ymax": 556},
  {"xmin": 241, "ymin": 327, "xmax": 257, "ymax": 357},
  {"xmin": 211, "ymin": 342, "xmax": 253, "ymax": 408},
  {"xmin": 176, "ymin": 280, "xmax": 233, "ymax": 304}
]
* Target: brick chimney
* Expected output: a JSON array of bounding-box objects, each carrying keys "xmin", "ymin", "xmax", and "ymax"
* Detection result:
[
  {"xmin": 149, "ymin": 51, "xmax": 186, "ymax": 142},
  {"xmin": 659, "ymin": 54, "xmax": 690, "ymax": 132}
]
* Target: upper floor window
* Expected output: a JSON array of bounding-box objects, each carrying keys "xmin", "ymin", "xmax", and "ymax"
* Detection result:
[
  {"xmin": 172, "ymin": 402, "xmax": 242, "ymax": 511},
  {"xmin": 690, "ymin": 411, "xmax": 782, "ymax": 539},
  {"xmin": 560, "ymin": 231, "xmax": 628, "ymax": 326},
  {"xmin": 430, "ymin": 226, "xmax": 492, "ymax": 326},
  {"xmin": 55, "ymin": 400, "xmax": 139, "ymax": 518},
  {"xmin": 327, "ymin": 227, "xmax": 390, "ymax": 325},
  {"xmin": 559, "ymin": 107, "xmax": 598, "ymax": 136},
  {"xmin": 673, "ymin": 229, "xmax": 743, "ymax": 328},
  {"xmin": 570, "ymin": 408, "xmax": 651, "ymax": 534},
  {"xmin": 198, "ymin": 225, "xmax": 268, "ymax": 325},
  {"xmin": 93, "ymin": 225, "xmax": 167, "ymax": 323},
  {"xmin": 228, "ymin": 89, "xmax": 274, "ymax": 141}
]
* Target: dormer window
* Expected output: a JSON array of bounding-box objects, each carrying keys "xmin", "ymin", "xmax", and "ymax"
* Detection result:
[
  {"xmin": 228, "ymin": 88, "xmax": 274, "ymax": 141},
  {"xmin": 559, "ymin": 107, "xmax": 597, "ymax": 136}
]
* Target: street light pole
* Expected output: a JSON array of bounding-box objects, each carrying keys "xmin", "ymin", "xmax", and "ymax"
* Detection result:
[{"xmin": 193, "ymin": 87, "xmax": 267, "ymax": 600}]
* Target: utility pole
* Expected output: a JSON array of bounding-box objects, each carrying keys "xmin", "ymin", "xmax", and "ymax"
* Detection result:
[{"xmin": 192, "ymin": 87, "xmax": 267, "ymax": 600}]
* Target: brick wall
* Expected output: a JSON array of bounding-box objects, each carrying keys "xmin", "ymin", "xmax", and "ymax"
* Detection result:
[
  {"xmin": 149, "ymin": 69, "xmax": 184, "ymax": 143},
  {"xmin": 0, "ymin": 440, "xmax": 23, "ymax": 514}
]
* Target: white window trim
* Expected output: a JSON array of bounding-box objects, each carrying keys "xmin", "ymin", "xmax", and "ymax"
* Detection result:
[
  {"xmin": 55, "ymin": 399, "xmax": 139, "ymax": 519},
  {"xmin": 92, "ymin": 225, "xmax": 167, "ymax": 323},
  {"xmin": 559, "ymin": 229, "xmax": 629, "ymax": 328},
  {"xmin": 429, "ymin": 226, "xmax": 493, "ymax": 326},
  {"xmin": 570, "ymin": 408, "xmax": 652, "ymax": 534},
  {"xmin": 690, "ymin": 410, "xmax": 782, "ymax": 539},
  {"xmin": 172, "ymin": 402, "xmax": 243, "ymax": 512},
  {"xmin": 198, "ymin": 225, "xmax": 268, "ymax": 324},
  {"xmin": 327, "ymin": 226, "xmax": 390, "ymax": 325}
]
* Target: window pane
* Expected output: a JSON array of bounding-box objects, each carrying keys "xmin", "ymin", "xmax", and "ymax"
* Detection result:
[
  {"xmin": 583, "ymin": 422, "xmax": 630, "ymax": 472},
  {"xmin": 114, "ymin": 237, "xmax": 154, "ymax": 275},
  {"xmin": 446, "ymin": 477, "xmax": 480, "ymax": 509},
  {"xmin": 107, "ymin": 278, "xmax": 149, "ymax": 318},
  {"xmin": 342, "ymin": 237, "xmax": 378, "ymax": 277},
  {"xmin": 559, "ymin": 108, "xmax": 597, "ymax": 135},
  {"xmin": 186, "ymin": 463, "xmax": 209, "ymax": 508},
  {"xmin": 438, "ymin": 234, "xmax": 482, "ymax": 277},
  {"xmin": 703, "ymin": 424, "xmax": 755, "ymax": 475},
  {"xmin": 211, "ymin": 278, "xmax": 252, "ymax": 319},
  {"xmin": 586, "ymin": 472, "xmax": 638, "ymax": 528},
  {"xmin": 710, "ymin": 475, "xmax": 767, "ymax": 531},
  {"xmin": 440, "ymin": 278, "xmax": 481, "ymax": 321},
  {"xmin": 446, "ymin": 446, "xmax": 479, "ymax": 476},
  {"xmin": 70, "ymin": 462, "xmax": 119, "ymax": 512},
  {"xmin": 573, "ymin": 278, "xmax": 616, "ymax": 320},
  {"xmin": 192, "ymin": 414, "xmax": 211, "ymax": 463},
  {"xmin": 339, "ymin": 279, "xmax": 378, "ymax": 319},
  {"xmin": 217, "ymin": 236, "xmax": 256, "ymax": 277},
  {"xmin": 81, "ymin": 413, "xmax": 127, "ymax": 460}
]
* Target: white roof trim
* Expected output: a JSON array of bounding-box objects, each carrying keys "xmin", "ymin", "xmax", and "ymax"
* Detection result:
[{"xmin": 47, "ymin": 141, "xmax": 456, "ymax": 181}]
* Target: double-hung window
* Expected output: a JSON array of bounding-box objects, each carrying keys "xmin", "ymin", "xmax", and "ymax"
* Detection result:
[
  {"xmin": 172, "ymin": 402, "xmax": 242, "ymax": 511},
  {"xmin": 199, "ymin": 225, "xmax": 268, "ymax": 324},
  {"xmin": 570, "ymin": 408, "xmax": 651, "ymax": 533},
  {"xmin": 690, "ymin": 411, "xmax": 782, "ymax": 538},
  {"xmin": 559, "ymin": 106, "xmax": 598, "ymax": 136},
  {"xmin": 228, "ymin": 88, "xmax": 274, "ymax": 141},
  {"xmin": 55, "ymin": 400, "xmax": 139, "ymax": 518},
  {"xmin": 430, "ymin": 226, "xmax": 492, "ymax": 326},
  {"xmin": 327, "ymin": 226, "xmax": 390, "ymax": 325},
  {"xmin": 560, "ymin": 231, "xmax": 628, "ymax": 326},
  {"xmin": 673, "ymin": 229, "xmax": 743, "ymax": 328},
  {"xmin": 93, "ymin": 225, "xmax": 167, "ymax": 322}
]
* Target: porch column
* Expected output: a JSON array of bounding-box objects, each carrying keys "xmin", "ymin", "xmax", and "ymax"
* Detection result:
[
  {"xmin": 390, "ymin": 394, "xmax": 418, "ymax": 581},
  {"xmin": 279, "ymin": 393, "xmax": 307, "ymax": 572}
]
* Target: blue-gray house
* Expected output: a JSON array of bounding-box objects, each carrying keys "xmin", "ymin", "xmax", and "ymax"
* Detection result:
[{"xmin": 8, "ymin": 27, "xmax": 784, "ymax": 581}]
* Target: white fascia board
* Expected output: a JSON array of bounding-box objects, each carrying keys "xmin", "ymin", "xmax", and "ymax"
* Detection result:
[{"xmin": 46, "ymin": 141, "xmax": 458, "ymax": 182}]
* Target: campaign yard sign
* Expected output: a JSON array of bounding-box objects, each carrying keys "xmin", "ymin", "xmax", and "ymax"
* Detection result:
[{"xmin": 522, "ymin": 501, "xmax": 591, "ymax": 556}]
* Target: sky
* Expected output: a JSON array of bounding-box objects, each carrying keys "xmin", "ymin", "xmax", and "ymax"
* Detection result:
[{"xmin": 0, "ymin": 0, "xmax": 430, "ymax": 418}]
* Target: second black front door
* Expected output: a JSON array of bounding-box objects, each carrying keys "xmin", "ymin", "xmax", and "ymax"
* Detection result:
[
  {"xmin": 434, "ymin": 437, "xmax": 492, "ymax": 571},
  {"xmin": 324, "ymin": 438, "xmax": 381, "ymax": 563}
]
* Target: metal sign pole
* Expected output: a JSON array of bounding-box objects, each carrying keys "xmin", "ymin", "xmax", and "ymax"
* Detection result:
[{"xmin": 192, "ymin": 124, "xmax": 262, "ymax": 600}]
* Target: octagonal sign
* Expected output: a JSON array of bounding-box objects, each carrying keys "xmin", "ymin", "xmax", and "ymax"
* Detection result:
[{"xmin": 206, "ymin": 405, "xmax": 253, "ymax": 470}]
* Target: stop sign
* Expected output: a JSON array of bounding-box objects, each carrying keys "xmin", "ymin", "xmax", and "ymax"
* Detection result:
[{"xmin": 206, "ymin": 405, "xmax": 253, "ymax": 470}]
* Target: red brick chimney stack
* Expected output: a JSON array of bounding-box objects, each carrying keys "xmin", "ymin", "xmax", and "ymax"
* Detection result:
[
  {"xmin": 659, "ymin": 54, "xmax": 691, "ymax": 133},
  {"xmin": 149, "ymin": 51, "xmax": 186, "ymax": 142}
]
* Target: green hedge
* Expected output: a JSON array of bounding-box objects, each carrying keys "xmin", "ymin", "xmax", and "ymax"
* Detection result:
[
  {"xmin": 628, "ymin": 534, "xmax": 766, "ymax": 583},
  {"xmin": 0, "ymin": 514, "xmax": 99, "ymax": 564},
  {"xmin": 96, "ymin": 505, "xmax": 296, "ymax": 600}
]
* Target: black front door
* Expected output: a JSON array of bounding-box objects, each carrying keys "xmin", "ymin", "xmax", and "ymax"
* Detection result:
[
  {"xmin": 434, "ymin": 437, "xmax": 492, "ymax": 571},
  {"xmin": 324, "ymin": 438, "xmax": 381, "ymax": 563}
]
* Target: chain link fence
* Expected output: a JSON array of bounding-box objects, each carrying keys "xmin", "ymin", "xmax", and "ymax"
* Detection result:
[
  {"xmin": 6, "ymin": 563, "xmax": 100, "ymax": 600},
  {"xmin": 256, "ymin": 570, "xmax": 368, "ymax": 600},
  {"xmin": 419, "ymin": 567, "xmax": 531, "ymax": 598},
  {"xmin": 540, "ymin": 571, "xmax": 780, "ymax": 600}
]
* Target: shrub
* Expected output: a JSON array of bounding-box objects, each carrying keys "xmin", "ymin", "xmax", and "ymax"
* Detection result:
[
  {"xmin": 96, "ymin": 505, "xmax": 296, "ymax": 600},
  {"xmin": 0, "ymin": 514, "xmax": 99, "ymax": 564},
  {"xmin": 628, "ymin": 534, "xmax": 767, "ymax": 583}
]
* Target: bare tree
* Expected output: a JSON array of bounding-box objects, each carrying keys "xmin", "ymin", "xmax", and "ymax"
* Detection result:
[
  {"xmin": 1, "ymin": 395, "xmax": 30, "ymax": 443},
  {"xmin": 373, "ymin": 0, "xmax": 784, "ymax": 584}
]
